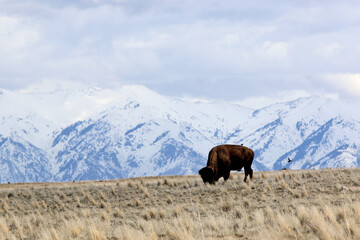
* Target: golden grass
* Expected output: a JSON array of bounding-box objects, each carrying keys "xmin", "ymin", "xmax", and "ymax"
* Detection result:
[{"xmin": 0, "ymin": 168, "xmax": 360, "ymax": 239}]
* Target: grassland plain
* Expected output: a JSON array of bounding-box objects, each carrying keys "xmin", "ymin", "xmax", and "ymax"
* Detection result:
[{"xmin": 0, "ymin": 168, "xmax": 360, "ymax": 240}]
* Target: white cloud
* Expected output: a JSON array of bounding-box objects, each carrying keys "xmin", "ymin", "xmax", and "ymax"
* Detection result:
[
  {"xmin": 257, "ymin": 41, "xmax": 288, "ymax": 63},
  {"xmin": 0, "ymin": 15, "xmax": 40, "ymax": 54},
  {"xmin": 316, "ymin": 43, "xmax": 343, "ymax": 59},
  {"xmin": 18, "ymin": 79, "xmax": 88, "ymax": 93},
  {"xmin": 235, "ymin": 90, "xmax": 312, "ymax": 109},
  {"xmin": 235, "ymin": 90, "xmax": 339, "ymax": 109},
  {"xmin": 322, "ymin": 73, "xmax": 360, "ymax": 97},
  {"xmin": 113, "ymin": 33, "xmax": 173, "ymax": 50},
  {"xmin": 1, "ymin": 1, "xmax": 360, "ymax": 101}
]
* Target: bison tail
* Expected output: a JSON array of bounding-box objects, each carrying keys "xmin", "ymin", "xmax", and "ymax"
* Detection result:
[{"xmin": 249, "ymin": 149, "xmax": 255, "ymax": 164}]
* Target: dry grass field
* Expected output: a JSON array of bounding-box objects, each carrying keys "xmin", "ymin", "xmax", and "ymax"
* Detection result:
[{"xmin": 0, "ymin": 168, "xmax": 360, "ymax": 240}]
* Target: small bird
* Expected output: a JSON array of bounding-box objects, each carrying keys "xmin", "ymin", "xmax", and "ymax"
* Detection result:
[
  {"xmin": 288, "ymin": 157, "xmax": 292, "ymax": 162},
  {"xmin": 240, "ymin": 143, "xmax": 243, "ymax": 146}
]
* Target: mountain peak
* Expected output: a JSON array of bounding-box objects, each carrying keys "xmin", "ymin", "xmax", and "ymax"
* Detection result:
[{"xmin": 0, "ymin": 86, "xmax": 359, "ymax": 183}]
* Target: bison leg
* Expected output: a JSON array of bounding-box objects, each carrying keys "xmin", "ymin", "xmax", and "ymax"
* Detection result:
[
  {"xmin": 244, "ymin": 167, "xmax": 253, "ymax": 182},
  {"xmin": 223, "ymin": 170, "xmax": 230, "ymax": 181}
]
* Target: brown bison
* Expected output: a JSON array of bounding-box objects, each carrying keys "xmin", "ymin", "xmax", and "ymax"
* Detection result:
[{"xmin": 199, "ymin": 145, "xmax": 254, "ymax": 184}]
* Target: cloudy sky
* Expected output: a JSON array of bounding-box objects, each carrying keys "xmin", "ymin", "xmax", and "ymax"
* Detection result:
[{"xmin": 1, "ymin": 0, "xmax": 360, "ymax": 106}]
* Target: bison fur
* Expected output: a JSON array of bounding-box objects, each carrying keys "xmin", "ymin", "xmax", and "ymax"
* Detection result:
[{"xmin": 199, "ymin": 144, "xmax": 254, "ymax": 184}]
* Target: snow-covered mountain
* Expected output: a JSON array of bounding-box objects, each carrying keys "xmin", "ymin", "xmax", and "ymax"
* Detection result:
[{"xmin": 0, "ymin": 85, "xmax": 359, "ymax": 183}]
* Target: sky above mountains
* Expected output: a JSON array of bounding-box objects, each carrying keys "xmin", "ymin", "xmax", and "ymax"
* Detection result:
[{"xmin": 1, "ymin": 0, "xmax": 360, "ymax": 107}]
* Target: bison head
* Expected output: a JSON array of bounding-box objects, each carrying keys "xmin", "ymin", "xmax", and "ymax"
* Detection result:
[{"xmin": 199, "ymin": 167, "xmax": 215, "ymax": 184}]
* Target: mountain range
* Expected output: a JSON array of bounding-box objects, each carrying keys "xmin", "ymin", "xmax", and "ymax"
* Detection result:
[{"xmin": 1, "ymin": 85, "xmax": 359, "ymax": 183}]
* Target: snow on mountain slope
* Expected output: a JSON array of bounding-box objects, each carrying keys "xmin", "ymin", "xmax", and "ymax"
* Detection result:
[
  {"xmin": 0, "ymin": 135, "xmax": 52, "ymax": 183},
  {"xmin": 236, "ymin": 96, "xmax": 359, "ymax": 170},
  {"xmin": 0, "ymin": 85, "xmax": 359, "ymax": 183},
  {"xmin": 274, "ymin": 116, "xmax": 360, "ymax": 170},
  {"xmin": 51, "ymin": 88, "xmax": 253, "ymax": 181}
]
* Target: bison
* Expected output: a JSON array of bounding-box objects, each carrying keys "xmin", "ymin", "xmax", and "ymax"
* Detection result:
[{"xmin": 199, "ymin": 144, "xmax": 254, "ymax": 184}]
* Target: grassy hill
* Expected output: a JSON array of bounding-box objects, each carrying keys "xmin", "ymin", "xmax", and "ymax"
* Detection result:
[{"xmin": 0, "ymin": 168, "xmax": 360, "ymax": 239}]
